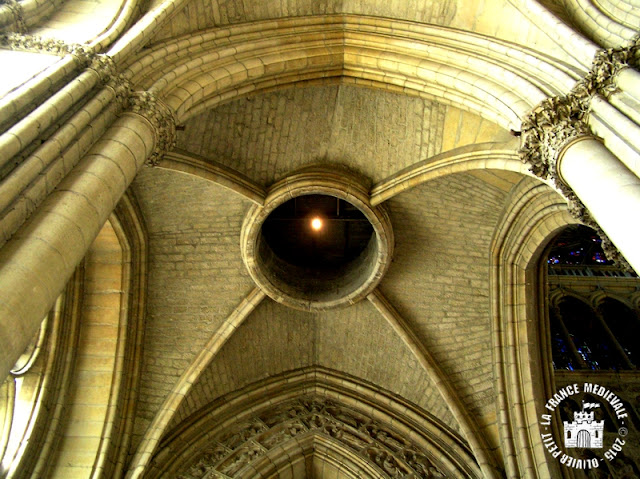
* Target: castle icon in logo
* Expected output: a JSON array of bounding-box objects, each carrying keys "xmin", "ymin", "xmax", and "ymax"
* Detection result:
[{"xmin": 563, "ymin": 401, "xmax": 604, "ymax": 448}]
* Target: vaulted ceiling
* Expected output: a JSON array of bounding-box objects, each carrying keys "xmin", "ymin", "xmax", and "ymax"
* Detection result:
[
  {"xmin": 5, "ymin": 0, "xmax": 634, "ymax": 476},
  {"xmin": 117, "ymin": 0, "xmax": 566, "ymax": 476},
  {"xmin": 125, "ymin": 2, "xmax": 536, "ymax": 473}
]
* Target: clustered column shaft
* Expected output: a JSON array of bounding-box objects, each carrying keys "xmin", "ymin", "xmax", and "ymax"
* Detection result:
[
  {"xmin": 519, "ymin": 36, "xmax": 640, "ymax": 272},
  {"xmin": 556, "ymin": 136, "xmax": 640, "ymax": 270},
  {"xmin": 0, "ymin": 33, "xmax": 177, "ymax": 379},
  {"xmin": 0, "ymin": 108, "xmax": 165, "ymax": 380}
]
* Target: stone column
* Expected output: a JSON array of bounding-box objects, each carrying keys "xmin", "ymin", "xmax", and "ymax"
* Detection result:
[
  {"xmin": 519, "ymin": 90, "xmax": 639, "ymax": 272},
  {"xmin": 617, "ymin": 67, "xmax": 640, "ymax": 102},
  {"xmin": 0, "ymin": 93, "xmax": 175, "ymax": 380},
  {"xmin": 556, "ymin": 136, "xmax": 640, "ymax": 272}
]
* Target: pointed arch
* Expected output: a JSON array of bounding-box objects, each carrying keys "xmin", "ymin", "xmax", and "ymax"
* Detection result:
[
  {"xmin": 145, "ymin": 367, "xmax": 481, "ymax": 479},
  {"xmin": 490, "ymin": 176, "xmax": 575, "ymax": 478},
  {"xmin": 122, "ymin": 15, "xmax": 580, "ymax": 129}
]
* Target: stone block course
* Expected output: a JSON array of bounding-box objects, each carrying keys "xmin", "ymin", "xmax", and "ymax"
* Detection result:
[
  {"xmin": 178, "ymin": 84, "xmax": 447, "ymax": 187},
  {"xmin": 1, "ymin": 0, "xmax": 639, "ymax": 476},
  {"xmin": 130, "ymin": 168, "xmax": 255, "ymax": 449},
  {"xmin": 381, "ymin": 171, "xmax": 509, "ymax": 436},
  {"xmin": 168, "ymin": 298, "xmax": 459, "ymax": 435}
]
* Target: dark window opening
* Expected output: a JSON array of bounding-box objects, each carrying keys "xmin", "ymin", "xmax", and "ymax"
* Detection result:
[
  {"xmin": 546, "ymin": 226, "xmax": 639, "ymax": 371},
  {"xmin": 261, "ymin": 195, "xmax": 374, "ymax": 269},
  {"xmin": 547, "ymin": 225, "xmax": 612, "ymax": 266}
]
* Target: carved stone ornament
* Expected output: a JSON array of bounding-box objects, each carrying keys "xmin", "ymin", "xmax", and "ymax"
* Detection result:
[
  {"xmin": 0, "ymin": 34, "xmax": 135, "ymax": 102},
  {"xmin": 0, "ymin": 33, "xmax": 133, "ymax": 118},
  {"xmin": 175, "ymin": 396, "xmax": 447, "ymax": 479},
  {"xmin": 520, "ymin": 33, "xmax": 640, "ymax": 182},
  {"xmin": 89, "ymin": 54, "xmax": 132, "ymax": 104},
  {"xmin": 128, "ymin": 92, "xmax": 177, "ymax": 165},
  {"xmin": 519, "ymin": 36, "xmax": 640, "ymax": 272},
  {"xmin": 519, "ymin": 94, "xmax": 591, "ymax": 182},
  {"xmin": 582, "ymin": 34, "xmax": 640, "ymax": 99},
  {"xmin": 520, "ymin": 99, "xmax": 633, "ymax": 271},
  {"xmin": 106, "ymin": 74, "xmax": 132, "ymax": 110},
  {"xmin": 0, "ymin": 33, "xmax": 94, "ymax": 64}
]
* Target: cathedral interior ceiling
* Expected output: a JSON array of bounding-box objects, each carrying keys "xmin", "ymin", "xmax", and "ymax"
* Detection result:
[
  {"xmin": 147, "ymin": 0, "xmax": 582, "ymax": 73},
  {"xmin": 4, "ymin": 0, "xmax": 639, "ymax": 476},
  {"xmin": 124, "ymin": 3, "xmax": 547, "ymax": 469},
  {"xmin": 128, "ymin": 69, "xmax": 528, "ymax": 437}
]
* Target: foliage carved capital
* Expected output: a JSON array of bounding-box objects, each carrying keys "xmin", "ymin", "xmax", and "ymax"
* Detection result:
[
  {"xmin": 518, "ymin": 35, "xmax": 640, "ymax": 273},
  {"xmin": 520, "ymin": 34, "xmax": 640, "ymax": 184},
  {"xmin": 583, "ymin": 34, "xmax": 640, "ymax": 98},
  {"xmin": 0, "ymin": 33, "xmax": 93, "ymax": 62},
  {"xmin": 128, "ymin": 92, "xmax": 177, "ymax": 165},
  {"xmin": 88, "ymin": 54, "xmax": 116, "ymax": 77},
  {"xmin": 519, "ymin": 94, "xmax": 592, "ymax": 182}
]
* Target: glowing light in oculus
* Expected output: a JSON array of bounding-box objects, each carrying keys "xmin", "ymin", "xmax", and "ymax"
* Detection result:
[
  {"xmin": 260, "ymin": 194, "xmax": 375, "ymax": 270},
  {"xmin": 310, "ymin": 217, "xmax": 323, "ymax": 231}
]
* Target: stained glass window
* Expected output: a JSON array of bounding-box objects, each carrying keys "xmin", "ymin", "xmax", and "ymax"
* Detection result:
[{"xmin": 546, "ymin": 226, "xmax": 639, "ymax": 371}]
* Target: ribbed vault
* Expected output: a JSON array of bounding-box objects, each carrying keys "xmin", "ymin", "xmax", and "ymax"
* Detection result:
[
  {"xmin": 2, "ymin": 0, "xmax": 638, "ymax": 478},
  {"xmin": 166, "ymin": 299, "xmax": 458, "ymax": 434},
  {"xmin": 122, "ymin": 15, "xmax": 581, "ymax": 128},
  {"xmin": 126, "ymin": 164, "xmax": 537, "ymax": 479},
  {"xmin": 147, "ymin": 0, "xmax": 583, "ymax": 72}
]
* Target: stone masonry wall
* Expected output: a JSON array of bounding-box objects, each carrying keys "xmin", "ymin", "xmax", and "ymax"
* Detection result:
[
  {"xmin": 380, "ymin": 171, "xmax": 510, "ymax": 447},
  {"xmin": 130, "ymin": 168, "xmax": 256, "ymax": 450},
  {"xmin": 178, "ymin": 84, "xmax": 447, "ymax": 187},
  {"xmin": 168, "ymin": 299, "xmax": 458, "ymax": 434}
]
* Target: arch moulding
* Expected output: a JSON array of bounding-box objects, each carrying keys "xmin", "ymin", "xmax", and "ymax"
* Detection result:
[
  {"xmin": 145, "ymin": 367, "xmax": 481, "ymax": 479},
  {"xmin": 490, "ymin": 176, "xmax": 578, "ymax": 478}
]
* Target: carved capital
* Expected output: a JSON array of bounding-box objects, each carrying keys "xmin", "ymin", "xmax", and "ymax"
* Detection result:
[
  {"xmin": 584, "ymin": 34, "xmax": 640, "ymax": 98},
  {"xmin": 519, "ymin": 36, "xmax": 640, "ymax": 273},
  {"xmin": 0, "ymin": 33, "xmax": 92, "ymax": 60},
  {"xmin": 69, "ymin": 43, "xmax": 96, "ymax": 67},
  {"xmin": 87, "ymin": 54, "xmax": 118, "ymax": 82},
  {"xmin": 519, "ymin": 94, "xmax": 592, "ymax": 181},
  {"xmin": 85, "ymin": 55, "xmax": 134, "ymax": 106},
  {"xmin": 520, "ymin": 34, "xmax": 640, "ymax": 183},
  {"xmin": 520, "ymin": 100, "xmax": 632, "ymax": 270},
  {"xmin": 106, "ymin": 74, "xmax": 131, "ymax": 109},
  {"xmin": 128, "ymin": 92, "xmax": 177, "ymax": 165},
  {"xmin": 0, "ymin": 33, "xmax": 132, "ymax": 110}
]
